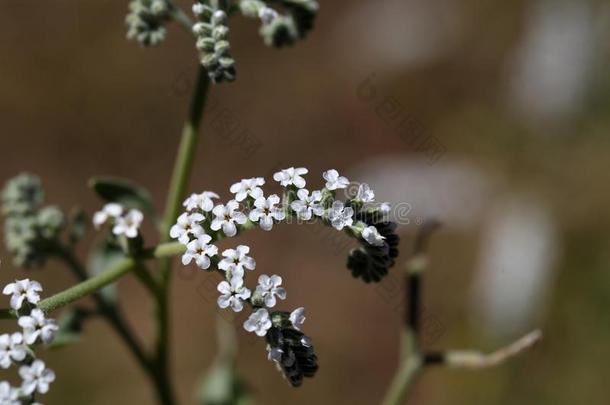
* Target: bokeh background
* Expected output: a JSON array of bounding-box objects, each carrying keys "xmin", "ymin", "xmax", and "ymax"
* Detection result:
[{"xmin": 1, "ymin": 0, "xmax": 610, "ymax": 404}]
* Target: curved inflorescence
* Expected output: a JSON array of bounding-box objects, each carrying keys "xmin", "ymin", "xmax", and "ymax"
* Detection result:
[
  {"xmin": 125, "ymin": 0, "xmax": 319, "ymax": 83},
  {"xmin": 0, "ymin": 277, "xmax": 58, "ymax": 404},
  {"xmin": 169, "ymin": 166, "xmax": 399, "ymax": 386},
  {"xmin": 126, "ymin": 0, "xmax": 172, "ymax": 47},
  {"xmin": 192, "ymin": 1, "xmax": 236, "ymax": 83},
  {"xmin": 1, "ymin": 174, "xmax": 65, "ymax": 268}
]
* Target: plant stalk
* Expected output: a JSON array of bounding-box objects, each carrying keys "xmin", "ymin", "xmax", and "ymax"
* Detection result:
[{"xmin": 156, "ymin": 65, "xmax": 211, "ymax": 405}]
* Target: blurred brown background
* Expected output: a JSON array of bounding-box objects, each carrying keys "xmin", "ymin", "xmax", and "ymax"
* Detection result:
[{"xmin": 1, "ymin": 0, "xmax": 610, "ymax": 404}]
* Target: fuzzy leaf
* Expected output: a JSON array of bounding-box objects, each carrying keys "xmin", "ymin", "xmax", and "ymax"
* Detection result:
[
  {"xmin": 86, "ymin": 240, "xmax": 124, "ymax": 302},
  {"xmin": 89, "ymin": 176, "xmax": 159, "ymax": 225},
  {"xmin": 48, "ymin": 308, "xmax": 91, "ymax": 349}
]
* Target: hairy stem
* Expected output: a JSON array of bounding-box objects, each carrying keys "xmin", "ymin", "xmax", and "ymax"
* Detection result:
[
  {"xmin": 53, "ymin": 247, "xmax": 155, "ymax": 383},
  {"xmin": 155, "ymin": 65, "xmax": 211, "ymax": 405},
  {"xmin": 37, "ymin": 242, "xmax": 184, "ymax": 314}
]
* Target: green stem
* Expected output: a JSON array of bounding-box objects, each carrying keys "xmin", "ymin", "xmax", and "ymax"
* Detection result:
[
  {"xmin": 169, "ymin": 3, "xmax": 196, "ymax": 35},
  {"xmin": 37, "ymin": 242, "xmax": 184, "ymax": 314},
  {"xmin": 53, "ymin": 247, "xmax": 155, "ymax": 383},
  {"xmin": 381, "ymin": 330, "xmax": 422, "ymax": 405},
  {"xmin": 156, "ymin": 65, "xmax": 211, "ymax": 405}
]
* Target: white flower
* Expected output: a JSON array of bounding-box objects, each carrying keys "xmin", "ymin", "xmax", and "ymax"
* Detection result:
[
  {"xmin": 273, "ymin": 167, "xmax": 308, "ymax": 188},
  {"xmin": 192, "ymin": 3, "xmax": 204, "ymax": 15},
  {"xmin": 355, "ymin": 183, "xmax": 375, "ymax": 202},
  {"xmin": 362, "ymin": 225, "xmax": 386, "ymax": 246},
  {"xmin": 183, "ymin": 191, "xmax": 219, "ymax": 212},
  {"xmin": 3, "ymin": 279, "xmax": 42, "ymax": 310},
  {"xmin": 218, "ymin": 245, "xmax": 256, "ymax": 278},
  {"xmin": 380, "ymin": 202, "xmax": 392, "ymax": 217},
  {"xmin": 19, "ymin": 360, "xmax": 55, "ymax": 395},
  {"xmin": 112, "ymin": 209, "xmax": 143, "ymax": 239},
  {"xmin": 243, "ymin": 308, "xmax": 272, "ymax": 337},
  {"xmin": 255, "ymin": 275, "xmax": 286, "ymax": 308},
  {"xmin": 249, "ymin": 195, "xmax": 285, "ymax": 231},
  {"xmin": 211, "ymin": 200, "xmax": 247, "ymax": 237},
  {"xmin": 327, "ymin": 201, "xmax": 354, "ymax": 231},
  {"xmin": 0, "ymin": 333, "xmax": 27, "ymax": 369},
  {"xmin": 290, "ymin": 189, "xmax": 324, "ymax": 220},
  {"xmin": 92, "ymin": 203, "xmax": 123, "ymax": 229},
  {"xmin": 258, "ymin": 6, "xmax": 278, "ymax": 24},
  {"xmin": 229, "ymin": 178, "xmax": 265, "ymax": 202},
  {"xmin": 0, "ymin": 382, "xmax": 18, "ymax": 404},
  {"xmin": 217, "ymin": 277, "xmax": 251, "ymax": 312},
  {"xmin": 323, "ymin": 169, "xmax": 349, "ymax": 190},
  {"xmin": 18, "ymin": 309, "xmax": 58, "ymax": 345},
  {"xmin": 289, "ymin": 307, "xmax": 306, "ymax": 330},
  {"xmin": 182, "ymin": 234, "xmax": 218, "ymax": 270},
  {"xmin": 170, "ymin": 212, "xmax": 205, "ymax": 244}
]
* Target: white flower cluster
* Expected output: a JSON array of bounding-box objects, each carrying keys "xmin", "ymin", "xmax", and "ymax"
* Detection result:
[
  {"xmin": 169, "ymin": 167, "xmax": 389, "ymax": 250},
  {"xmin": 169, "ymin": 168, "xmax": 393, "ymax": 333},
  {"xmin": 93, "ymin": 203, "xmax": 143, "ymax": 239},
  {"xmin": 0, "ymin": 279, "xmax": 58, "ymax": 403}
]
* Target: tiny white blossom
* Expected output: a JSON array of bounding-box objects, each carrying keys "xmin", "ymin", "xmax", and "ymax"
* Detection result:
[
  {"xmin": 218, "ymin": 245, "xmax": 256, "ymax": 278},
  {"xmin": 327, "ymin": 201, "xmax": 354, "ymax": 231},
  {"xmin": 355, "ymin": 183, "xmax": 375, "ymax": 202},
  {"xmin": 380, "ymin": 202, "xmax": 392, "ymax": 217},
  {"xmin": 273, "ymin": 167, "xmax": 308, "ymax": 188},
  {"xmin": 243, "ymin": 308, "xmax": 272, "ymax": 337},
  {"xmin": 249, "ymin": 195, "xmax": 285, "ymax": 231},
  {"xmin": 255, "ymin": 275, "xmax": 286, "ymax": 308},
  {"xmin": 211, "ymin": 200, "xmax": 247, "ymax": 237},
  {"xmin": 290, "ymin": 189, "xmax": 324, "ymax": 220},
  {"xmin": 192, "ymin": 3, "xmax": 204, "ymax": 15},
  {"xmin": 258, "ymin": 6, "xmax": 278, "ymax": 24},
  {"xmin": 92, "ymin": 203, "xmax": 123, "ymax": 229},
  {"xmin": 183, "ymin": 191, "xmax": 219, "ymax": 212},
  {"xmin": 229, "ymin": 177, "xmax": 265, "ymax": 202},
  {"xmin": 18, "ymin": 309, "xmax": 58, "ymax": 345},
  {"xmin": 112, "ymin": 209, "xmax": 143, "ymax": 239},
  {"xmin": 19, "ymin": 360, "xmax": 55, "ymax": 395},
  {"xmin": 217, "ymin": 277, "xmax": 251, "ymax": 312},
  {"xmin": 182, "ymin": 234, "xmax": 218, "ymax": 270},
  {"xmin": 170, "ymin": 212, "xmax": 205, "ymax": 244},
  {"xmin": 289, "ymin": 307, "xmax": 306, "ymax": 330},
  {"xmin": 3, "ymin": 279, "xmax": 42, "ymax": 310},
  {"xmin": 362, "ymin": 225, "xmax": 385, "ymax": 246},
  {"xmin": 192, "ymin": 22, "xmax": 205, "ymax": 35},
  {"xmin": 0, "ymin": 382, "xmax": 19, "ymax": 404},
  {"xmin": 0, "ymin": 333, "xmax": 27, "ymax": 369},
  {"xmin": 323, "ymin": 169, "xmax": 349, "ymax": 190}
]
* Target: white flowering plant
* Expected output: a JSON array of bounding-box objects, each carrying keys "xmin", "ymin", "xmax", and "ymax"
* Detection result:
[{"xmin": 0, "ymin": 1, "xmax": 541, "ymax": 404}]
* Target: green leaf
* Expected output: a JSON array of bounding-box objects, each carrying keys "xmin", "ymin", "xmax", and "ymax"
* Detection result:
[
  {"xmin": 197, "ymin": 361, "xmax": 254, "ymax": 405},
  {"xmin": 48, "ymin": 308, "xmax": 92, "ymax": 350},
  {"xmin": 68, "ymin": 207, "xmax": 87, "ymax": 245},
  {"xmin": 88, "ymin": 176, "xmax": 160, "ymax": 225},
  {"xmin": 86, "ymin": 240, "xmax": 125, "ymax": 303}
]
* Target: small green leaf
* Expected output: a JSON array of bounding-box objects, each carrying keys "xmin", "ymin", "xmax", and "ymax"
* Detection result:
[
  {"xmin": 87, "ymin": 240, "xmax": 125, "ymax": 303},
  {"xmin": 68, "ymin": 207, "xmax": 87, "ymax": 245},
  {"xmin": 89, "ymin": 176, "xmax": 160, "ymax": 225},
  {"xmin": 48, "ymin": 308, "xmax": 92, "ymax": 350}
]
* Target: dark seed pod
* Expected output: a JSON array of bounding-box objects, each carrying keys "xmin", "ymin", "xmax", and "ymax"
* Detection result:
[
  {"xmin": 266, "ymin": 326, "xmax": 318, "ymax": 387},
  {"xmin": 347, "ymin": 211, "xmax": 400, "ymax": 283}
]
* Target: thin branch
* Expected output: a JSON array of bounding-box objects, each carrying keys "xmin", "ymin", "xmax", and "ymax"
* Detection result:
[{"xmin": 440, "ymin": 330, "xmax": 543, "ymax": 369}]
